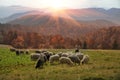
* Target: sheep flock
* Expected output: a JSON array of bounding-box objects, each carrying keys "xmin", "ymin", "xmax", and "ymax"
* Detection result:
[{"xmin": 10, "ymin": 48, "xmax": 90, "ymax": 69}]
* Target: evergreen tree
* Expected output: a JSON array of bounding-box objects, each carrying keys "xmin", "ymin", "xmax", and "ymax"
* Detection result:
[
  {"xmin": 83, "ymin": 41, "xmax": 87, "ymax": 49},
  {"xmin": 112, "ymin": 40, "xmax": 118, "ymax": 49}
]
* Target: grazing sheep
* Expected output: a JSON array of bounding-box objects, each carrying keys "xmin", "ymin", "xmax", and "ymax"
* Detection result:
[
  {"xmin": 81, "ymin": 55, "xmax": 89, "ymax": 64},
  {"xmin": 76, "ymin": 53, "xmax": 84, "ymax": 60},
  {"xmin": 43, "ymin": 51, "xmax": 53, "ymax": 61},
  {"xmin": 31, "ymin": 53, "xmax": 47, "ymax": 62},
  {"xmin": 67, "ymin": 52, "xmax": 73, "ymax": 56},
  {"xmin": 10, "ymin": 48, "xmax": 16, "ymax": 52},
  {"xmin": 40, "ymin": 53, "xmax": 47, "ymax": 62},
  {"xmin": 35, "ymin": 58, "xmax": 44, "ymax": 69},
  {"xmin": 41, "ymin": 50, "xmax": 47, "ymax": 53},
  {"xmin": 59, "ymin": 57, "xmax": 74, "ymax": 66},
  {"xmin": 57, "ymin": 52, "xmax": 63, "ymax": 57},
  {"xmin": 35, "ymin": 50, "xmax": 42, "ymax": 53},
  {"xmin": 25, "ymin": 50, "xmax": 29, "ymax": 54},
  {"xmin": 15, "ymin": 50, "xmax": 20, "ymax": 55},
  {"xmin": 15, "ymin": 50, "xmax": 24, "ymax": 55},
  {"xmin": 69, "ymin": 55, "xmax": 80, "ymax": 65},
  {"xmin": 61, "ymin": 53, "xmax": 69, "ymax": 57},
  {"xmin": 19, "ymin": 50, "xmax": 24, "ymax": 54},
  {"xmin": 49, "ymin": 54, "xmax": 60, "ymax": 64},
  {"xmin": 75, "ymin": 45, "xmax": 80, "ymax": 53},
  {"xmin": 31, "ymin": 53, "xmax": 40, "ymax": 61},
  {"xmin": 75, "ymin": 49, "xmax": 79, "ymax": 53}
]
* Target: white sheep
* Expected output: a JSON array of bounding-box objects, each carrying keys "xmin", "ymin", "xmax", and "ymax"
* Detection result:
[
  {"xmin": 68, "ymin": 55, "xmax": 80, "ymax": 65},
  {"xmin": 49, "ymin": 54, "xmax": 60, "ymax": 64},
  {"xmin": 39, "ymin": 53, "xmax": 47, "ymax": 62},
  {"xmin": 30, "ymin": 53, "xmax": 40, "ymax": 61},
  {"xmin": 31, "ymin": 53, "xmax": 47, "ymax": 62},
  {"xmin": 59, "ymin": 57, "xmax": 74, "ymax": 66},
  {"xmin": 57, "ymin": 52, "xmax": 63, "ymax": 57},
  {"xmin": 61, "ymin": 53, "xmax": 69, "ymax": 57},
  {"xmin": 76, "ymin": 53, "xmax": 84, "ymax": 60},
  {"xmin": 81, "ymin": 55, "xmax": 89, "ymax": 64}
]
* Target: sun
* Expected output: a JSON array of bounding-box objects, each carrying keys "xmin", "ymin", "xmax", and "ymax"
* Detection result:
[
  {"xmin": 42, "ymin": 0, "xmax": 65, "ymax": 10},
  {"xmin": 50, "ymin": 0, "xmax": 63, "ymax": 9}
]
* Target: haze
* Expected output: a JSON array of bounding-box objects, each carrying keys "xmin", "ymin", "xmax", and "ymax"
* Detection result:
[{"xmin": 0, "ymin": 0, "xmax": 120, "ymax": 9}]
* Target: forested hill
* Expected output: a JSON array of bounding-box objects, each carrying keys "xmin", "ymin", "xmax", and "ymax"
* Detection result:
[{"xmin": 0, "ymin": 23, "xmax": 119, "ymax": 49}]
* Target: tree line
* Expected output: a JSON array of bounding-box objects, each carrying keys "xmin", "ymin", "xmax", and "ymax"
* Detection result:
[{"xmin": 0, "ymin": 23, "xmax": 119, "ymax": 49}]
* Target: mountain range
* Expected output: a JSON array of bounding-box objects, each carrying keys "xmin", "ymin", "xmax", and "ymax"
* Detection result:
[
  {"xmin": 0, "ymin": 6, "xmax": 120, "ymax": 38},
  {"xmin": 0, "ymin": 6, "xmax": 120, "ymax": 24}
]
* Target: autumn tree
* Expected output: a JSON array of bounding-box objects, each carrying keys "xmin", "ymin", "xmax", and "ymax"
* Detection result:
[{"xmin": 12, "ymin": 35, "xmax": 24, "ymax": 48}]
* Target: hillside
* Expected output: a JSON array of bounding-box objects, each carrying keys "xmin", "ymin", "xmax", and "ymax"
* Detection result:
[
  {"xmin": 8, "ymin": 13, "xmax": 115, "ymax": 37},
  {"xmin": 0, "ymin": 23, "xmax": 119, "ymax": 49},
  {"xmin": 0, "ymin": 6, "xmax": 35, "ymax": 18},
  {"xmin": 66, "ymin": 8, "xmax": 120, "ymax": 24},
  {"xmin": 0, "ymin": 7, "xmax": 120, "ymax": 25},
  {"xmin": 85, "ymin": 26, "xmax": 120, "ymax": 49}
]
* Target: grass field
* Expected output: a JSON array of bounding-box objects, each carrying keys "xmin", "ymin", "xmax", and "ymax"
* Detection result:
[{"xmin": 0, "ymin": 47, "xmax": 120, "ymax": 80}]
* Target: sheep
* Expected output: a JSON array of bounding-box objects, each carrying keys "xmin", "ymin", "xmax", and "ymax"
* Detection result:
[
  {"xmin": 34, "ymin": 51, "xmax": 48, "ymax": 69},
  {"xmin": 10, "ymin": 48, "xmax": 16, "ymax": 52},
  {"xmin": 19, "ymin": 50, "xmax": 24, "ymax": 54},
  {"xmin": 81, "ymin": 55, "xmax": 89, "ymax": 64},
  {"xmin": 57, "ymin": 52, "xmax": 63, "ymax": 57},
  {"xmin": 75, "ymin": 49, "xmax": 79, "ymax": 53},
  {"xmin": 41, "ymin": 50, "xmax": 47, "ymax": 53},
  {"xmin": 39, "ymin": 53, "xmax": 47, "ymax": 62},
  {"xmin": 35, "ymin": 50, "xmax": 42, "ymax": 53},
  {"xmin": 61, "ymin": 53, "xmax": 69, "ymax": 57},
  {"xmin": 76, "ymin": 53, "xmax": 84, "ymax": 60},
  {"xmin": 68, "ymin": 55, "xmax": 80, "ymax": 65},
  {"xmin": 59, "ymin": 57, "xmax": 74, "ymax": 66},
  {"xmin": 25, "ymin": 50, "xmax": 29, "ymax": 54},
  {"xmin": 31, "ymin": 53, "xmax": 41, "ymax": 61},
  {"xmin": 43, "ymin": 51, "xmax": 53, "ymax": 61},
  {"xmin": 49, "ymin": 54, "xmax": 60, "ymax": 64},
  {"xmin": 67, "ymin": 52, "xmax": 73, "ymax": 56},
  {"xmin": 31, "ymin": 53, "xmax": 47, "ymax": 62},
  {"xmin": 15, "ymin": 50, "xmax": 20, "ymax": 55},
  {"xmin": 75, "ymin": 45, "xmax": 80, "ymax": 53},
  {"xmin": 35, "ymin": 58, "xmax": 44, "ymax": 69}
]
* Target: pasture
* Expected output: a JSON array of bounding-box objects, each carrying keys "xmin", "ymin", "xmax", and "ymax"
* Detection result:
[{"xmin": 0, "ymin": 47, "xmax": 120, "ymax": 80}]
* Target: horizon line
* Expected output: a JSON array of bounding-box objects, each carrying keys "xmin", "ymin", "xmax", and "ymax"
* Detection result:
[{"xmin": 0, "ymin": 5, "xmax": 120, "ymax": 10}]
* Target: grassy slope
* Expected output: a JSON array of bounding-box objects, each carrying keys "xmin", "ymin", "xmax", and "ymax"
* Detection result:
[{"xmin": 0, "ymin": 48, "xmax": 120, "ymax": 80}]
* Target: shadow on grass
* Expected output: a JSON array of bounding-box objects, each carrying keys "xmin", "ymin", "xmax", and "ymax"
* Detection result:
[{"xmin": 82, "ymin": 76, "xmax": 105, "ymax": 80}]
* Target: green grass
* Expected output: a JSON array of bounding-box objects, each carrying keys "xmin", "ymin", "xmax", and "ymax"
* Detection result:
[{"xmin": 0, "ymin": 48, "xmax": 120, "ymax": 80}]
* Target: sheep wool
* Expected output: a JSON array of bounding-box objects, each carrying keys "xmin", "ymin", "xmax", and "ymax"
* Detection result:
[
  {"xmin": 49, "ymin": 54, "xmax": 60, "ymax": 64},
  {"xmin": 76, "ymin": 53, "xmax": 84, "ymax": 60},
  {"xmin": 69, "ymin": 55, "xmax": 80, "ymax": 65},
  {"xmin": 31, "ymin": 53, "xmax": 40, "ymax": 61},
  {"xmin": 81, "ymin": 55, "xmax": 89, "ymax": 64},
  {"xmin": 59, "ymin": 57, "xmax": 74, "ymax": 66}
]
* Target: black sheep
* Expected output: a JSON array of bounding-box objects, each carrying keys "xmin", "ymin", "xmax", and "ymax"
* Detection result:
[
  {"xmin": 25, "ymin": 50, "xmax": 29, "ymax": 54},
  {"xmin": 16, "ymin": 50, "xmax": 20, "ymax": 55},
  {"xmin": 75, "ymin": 45, "xmax": 80, "ymax": 53},
  {"xmin": 75, "ymin": 49, "xmax": 79, "ymax": 53},
  {"xmin": 43, "ymin": 52, "xmax": 53, "ymax": 61},
  {"xmin": 35, "ymin": 59, "xmax": 44, "ymax": 69},
  {"xmin": 35, "ymin": 50, "xmax": 41, "ymax": 53}
]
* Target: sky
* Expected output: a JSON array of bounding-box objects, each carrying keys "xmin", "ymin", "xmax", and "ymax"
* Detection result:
[{"xmin": 0, "ymin": 0, "xmax": 120, "ymax": 9}]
